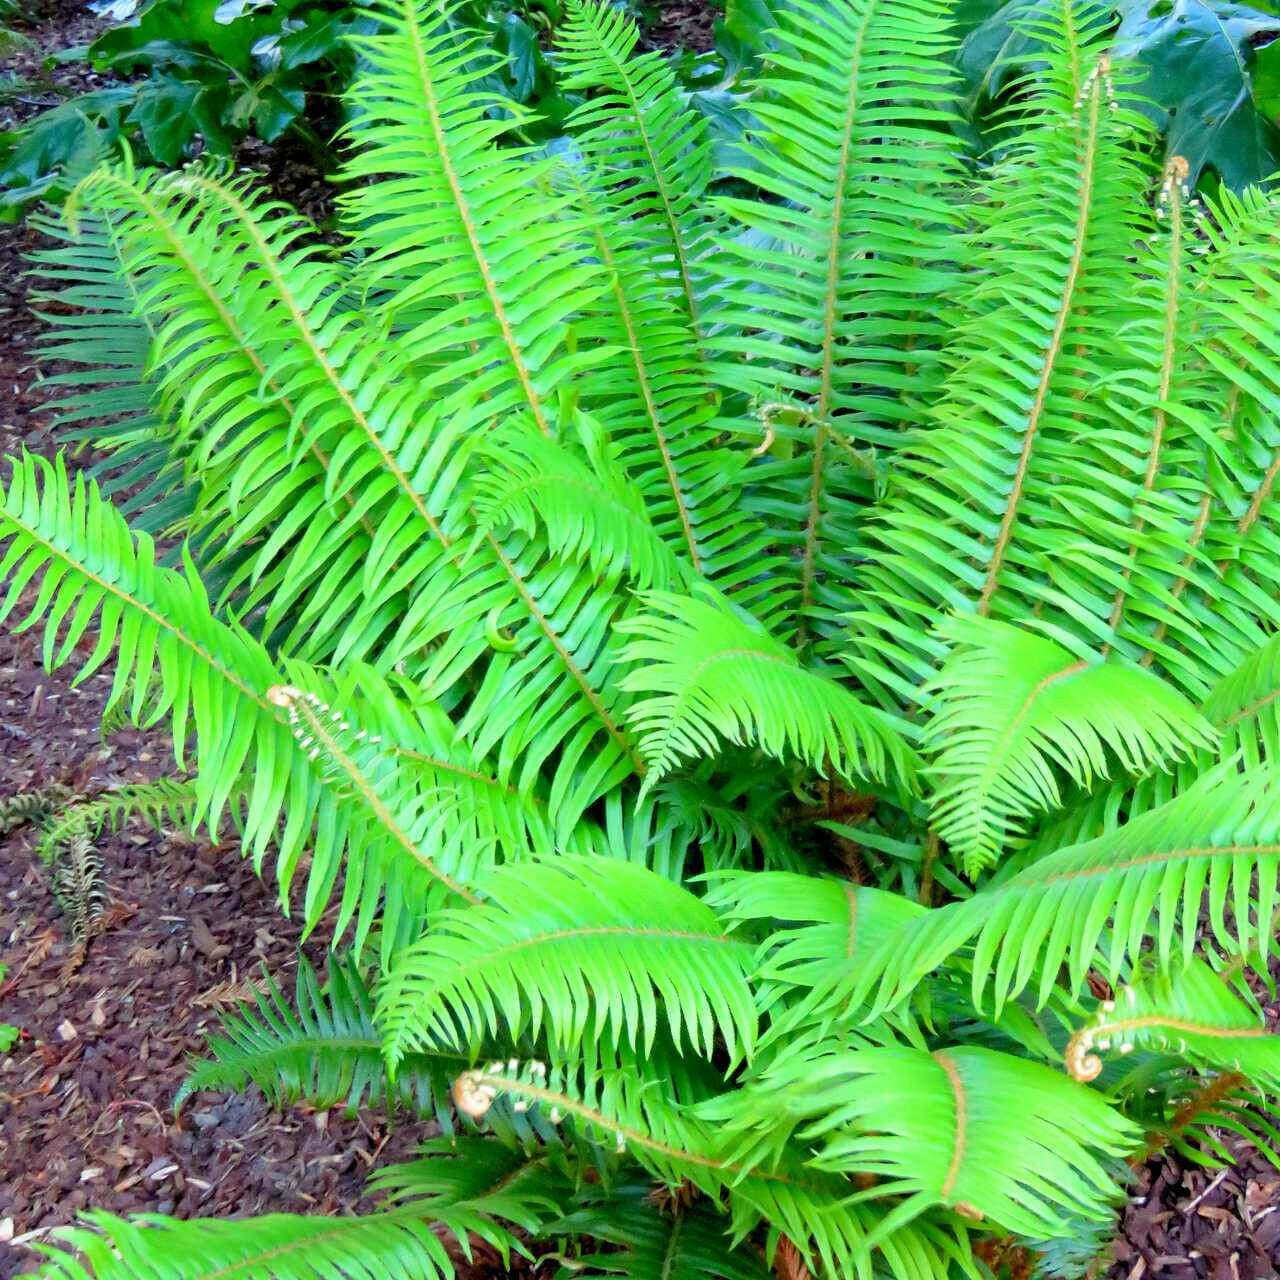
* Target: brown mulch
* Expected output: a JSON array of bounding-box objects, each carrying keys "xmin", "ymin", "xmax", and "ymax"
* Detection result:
[{"xmin": 2, "ymin": 3, "xmax": 1280, "ymax": 1280}]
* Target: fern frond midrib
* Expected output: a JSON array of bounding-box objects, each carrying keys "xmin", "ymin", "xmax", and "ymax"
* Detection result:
[
  {"xmin": 1107, "ymin": 171, "xmax": 1184, "ymax": 640},
  {"xmin": 181, "ymin": 173, "xmax": 449, "ymax": 551},
  {"xmin": 586, "ymin": 216, "xmax": 701, "ymax": 571},
  {"xmin": 289, "ymin": 694, "xmax": 482, "ymax": 904},
  {"xmin": 589, "ymin": 25, "xmax": 704, "ymax": 342},
  {"xmin": 931, "ymin": 1051, "xmax": 967, "ymax": 1203},
  {"xmin": 401, "ymin": 0, "xmax": 554, "ymax": 437},
  {"xmin": 978, "ymin": 73, "xmax": 1103, "ymax": 616},
  {"xmin": 799, "ymin": 0, "xmax": 875, "ymax": 630},
  {"xmin": 1035, "ymin": 841, "xmax": 1280, "ymax": 887},
  {"xmin": 471, "ymin": 1071, "xmax": 811, "ymax": 1190}
]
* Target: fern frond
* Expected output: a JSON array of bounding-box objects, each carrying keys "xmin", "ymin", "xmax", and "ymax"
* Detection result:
[
  {"xmin": 618, "ymin": 590, "xmax": 916, "ymax": 793},
  {"xmin": 723, "ymin": 1044, "xmax": 1137, "ymax": 1240},
  {"xmin": 376, "ymin": 857, "xmax": 756, "ymax": 1069},
  {"xmin": 30, "ymin": 1139, "xmax": 543, "ymax": 1279},
  {"xmin": 1065, "ymin": 957, "xmax": 1280, "ymax": 1089},
  {"xmin": 0, "ymin": 784, "xmax": 73, "ymax": 837},
  {"xmin": 179, "ymin": 955, "xmax": 471, "ymax": 1127},
  {"xmin": 850, "ymin": 29, "xmax": 1159, "ymax": 700},
  {"xmin": 29, "ymin": 208, "xmax": 183, "ymax": 531},
  {"xmin": 0, "ymin": 451, "xmax": 284, "ymax": 827},
  {"xmin": 710, "ymin": 0, "xmax": 965, "ymax": 638},
  {"xmin": 558, "ymin": 0, "xmax": 713, "ymax": 335},
  {"xmin": 924, "ymin": 616, "xmax": 1214, "ymax": 875},
  {"xmin": 342, "ymin": 0, "xmax": 600, "ymax": 439},
  {"xmin": 65, "ymin": 166, "xmax": 402, "ymax": 668},
  {"xmin": 553, "ymin": 155, "xmax": 779, "ymax": 616},
  {"xmin": 867, "ymin": 765, "xmax": 1280, "ymax": 1014},
  {"xmin": 705, "ymin": 870, "xmax": 925, "ymax": 999},
  {"xmin": 472, "ymin": 415, "xmax": 688, "ymax": 591}
]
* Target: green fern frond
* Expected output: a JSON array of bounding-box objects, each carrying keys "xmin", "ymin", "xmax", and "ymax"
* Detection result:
[
  {"xmin": 618, "ymin": 590, "xmax": 916, "ymax": 793},
  {"xmin": 30, "ymin": 1138, "xmax": 544, "ymax": 1280},
  {"xmin": 867, "ymin": 765, "xmax": 1280, "ymax": 1015},
  {"xmin": 558, "ymin": 0, "xmax": 713, "ymax": 336},
  {"xmin": 722, "ymin": 1044, "xmax": 1137, "ymax": 1240},
  {"xmin": 705, "ymin": 870, "xmax": 924, "ymax": 1001},
  {"xmin": 1065, "ymin": 957, "xmax": 1280, "ymax": 1090},
  {"xmin": 179, "ymin": 955, "xmax": 475, "ymax": 1127},
  {"xmin": 28, "ymin": 208, "xmax": 184, "ymax": 532},
  {"xmin": 710, "ymin": 0, "xmax": 965, "ymax": 639},
  {"xmin": 924, "ymin": 616, "xmax": 1214, "ymax": 875},
  {"xmin": 462, "ymin": 1060, "xmax": 977, "ymax": 1280},
  {"xmin": 376, "ymin": 857, "xmax": 756, "ymax": 1069},
  {"xmin": 0, "ymin": 784, "xmax": 73, "ymax": 837},
  {"xmin": 0, "ymin": 451, "xmax": 285, "ymax": 827}
]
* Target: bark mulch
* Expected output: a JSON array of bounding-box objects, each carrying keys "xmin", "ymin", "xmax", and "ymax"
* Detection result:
[{"xmin": 1, "ymin": 3, "xmax": 1280, "ymax": 1279}]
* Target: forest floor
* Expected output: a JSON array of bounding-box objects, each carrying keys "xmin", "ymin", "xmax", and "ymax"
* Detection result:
[{"xmin": 0, "ymin": 3, "xmax": 1279, "ymax": 1278}]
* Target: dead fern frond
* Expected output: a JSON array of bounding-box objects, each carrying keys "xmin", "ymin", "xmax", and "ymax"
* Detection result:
[
  {"xmin": 0, "ymin": 783, "xmax": 73, "ymax": 838},
  {"xmin": 50, "ymin": 832, "xmax": 107, "ymax": 948}
]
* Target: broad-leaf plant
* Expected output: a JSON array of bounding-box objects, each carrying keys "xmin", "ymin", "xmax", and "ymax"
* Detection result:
[{"xmin": 10, "ymin": 0, "xmax": 1280, "ymax": 1275}]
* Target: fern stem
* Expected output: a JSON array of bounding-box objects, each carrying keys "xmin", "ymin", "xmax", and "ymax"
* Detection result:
[
  {"xmin": 178, "ymin": 173, "xmax": 451, "ymax": 551},
  {"xmin": 932, "ymin": 1050, "xmax": 969, "ymax": 1205},
  {"xmin": 400, "ymin": 0, "xmax": 554, "ymax": 438},
  {"xmin": 799, "ymin": 0, "xmax": 874, "ymax": 640},
  {"xmin": 583, "ymin": 213, "xmax": 702, "ymax": 571},
  {"xmin": 978, "ymin": 67, "xmax": 1103, "ymax": 616},
  {"xmin": 1106, "ymin": 159, "xmax": 1186, "ymax": 643}
]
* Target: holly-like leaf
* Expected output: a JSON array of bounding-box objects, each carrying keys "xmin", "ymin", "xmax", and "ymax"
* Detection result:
[{"xmin": 1114, "ymin": 0, "xmax": 1280, "ymax": 189}]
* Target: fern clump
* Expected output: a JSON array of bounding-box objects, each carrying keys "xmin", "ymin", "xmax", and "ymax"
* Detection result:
[{"xmin": 9, "ymin": 0, "xmax": 1280, "ymax": 1276}]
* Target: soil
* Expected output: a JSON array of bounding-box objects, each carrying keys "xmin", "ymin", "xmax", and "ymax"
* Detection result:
[{"xmin": 0, "ymin": 3, "xmax": 1279, "ymax": 1280}]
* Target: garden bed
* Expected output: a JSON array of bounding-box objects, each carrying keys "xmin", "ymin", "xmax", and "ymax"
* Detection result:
[{"xmin": 1, "ymin": 4, "xmax": 1279, "ymax": 1279}]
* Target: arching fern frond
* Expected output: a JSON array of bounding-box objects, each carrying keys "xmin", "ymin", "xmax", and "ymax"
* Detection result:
[
  {"xmin": 618, "ymin": 590, "xmax": 916, "ymax": 793},
  {"xmin": 376, "ymin": 857, "xmax": 756, "ymax": 1069},
  {"xmin": 924, "ymin": 616, "xmax": 1214, "ymax": 875},
  {"xmin": 30, "ymin": 1138, "xmax": 545, "ymax": 1280},
  {"xmin": 178, "ymin": 955, "xmax": 472, "ymax": 1128},
  {"xmin": 548, "ymin": 1182, "xmax": 772, "ymax": 1280},
  {"xmin": 729, "ymin": 1045, "xmax": 1136, "ymax": 1241},
  {"xmin": 1065, "ymin": 957, "xmax": 1280, "ymax": 1089},
  {"xmin": 0, "ymin": 451, "xmax": 284, "ymax": 829},
  {"xmin": 867, "ymin": 765, "xmax": 1280, "ymax": 1015},
  {"xmin": 462, "ymin": 1060, "xmax": 978, "ymax": 1280},
  {"xmin": 705, "ymin": 870, "xmax": 925, "ymax": 1005},
  {"xmin": 28, "ymin": 208, "xmax": 184, "ymax": 532},
  {"xmin": 342, "ymin": 0, "xmax": 599, "ymax": 440}
]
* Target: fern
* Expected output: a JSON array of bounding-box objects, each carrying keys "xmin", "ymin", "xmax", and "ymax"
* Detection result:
[{"xmin": 14, "ymin": 0, "xmax": 1280, "ymax": 1275}]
